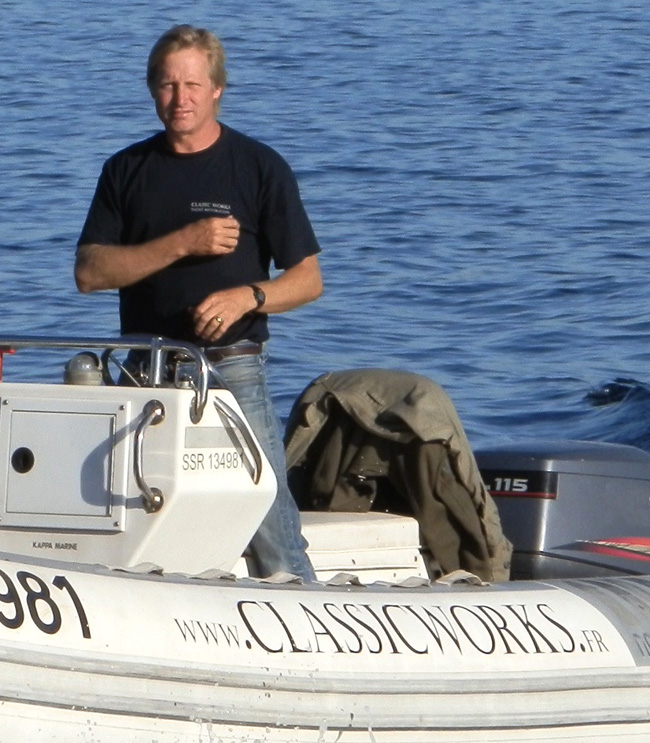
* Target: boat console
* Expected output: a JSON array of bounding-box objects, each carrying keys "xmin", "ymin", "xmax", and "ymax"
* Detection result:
[{"xmin": 0, "ymin": 336, "xmax": 277, "ymax": 575}]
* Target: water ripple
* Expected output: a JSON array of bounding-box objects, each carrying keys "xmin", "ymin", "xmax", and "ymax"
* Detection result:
[{"xmin": 2, "ymin": 0, "xmax": 650, "ymax": 450}]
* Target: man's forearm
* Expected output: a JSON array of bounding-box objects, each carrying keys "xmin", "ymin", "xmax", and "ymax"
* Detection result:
[
  {"xmin": 74, "ymin": 236, "xmax": 184, "ymax": 293},
  {"xmin": 258, "ymin": 255, "xmax": 323, "ymax": 314},
  {"xmin": 74, "ymin": 216, "xmax": 240, "ymax": 293}
]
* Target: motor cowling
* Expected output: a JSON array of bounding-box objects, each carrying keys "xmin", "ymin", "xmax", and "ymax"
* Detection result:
[{"xmin": 475, "ymin": 440, "xmax": 650, "ymax": 580}]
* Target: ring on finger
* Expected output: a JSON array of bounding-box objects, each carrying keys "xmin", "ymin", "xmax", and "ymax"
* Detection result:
[{"xmin": 215, "ymin": 316, "xmax": 223, "ymax": 324}]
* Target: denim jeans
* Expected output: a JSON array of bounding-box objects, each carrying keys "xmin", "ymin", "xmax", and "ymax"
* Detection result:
[{"xmin": 208, "ymin": 346, "xmax": 316, "ymax": 581}]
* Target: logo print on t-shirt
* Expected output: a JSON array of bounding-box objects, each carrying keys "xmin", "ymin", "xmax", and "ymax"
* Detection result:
[{"xmin": 190, "ymin": 202, "xmax": 231, "ymax": 215}]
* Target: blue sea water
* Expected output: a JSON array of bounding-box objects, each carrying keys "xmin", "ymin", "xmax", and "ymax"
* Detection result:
[{"xmin": 2, "ymin": 0, "xmax": 650, "ymax": 451}]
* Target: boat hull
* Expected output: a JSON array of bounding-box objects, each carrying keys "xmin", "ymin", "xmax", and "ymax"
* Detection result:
[{"xmin": 1, "ymin": 551, "xmax": 650, "ymax": 742}]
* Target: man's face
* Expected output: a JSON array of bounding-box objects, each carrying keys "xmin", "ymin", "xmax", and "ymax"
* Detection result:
[{"xmin": 153, "ymin": 47, "xmax": 222, "ymax": 140}]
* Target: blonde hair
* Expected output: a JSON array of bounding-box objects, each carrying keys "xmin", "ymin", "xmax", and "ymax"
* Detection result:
[{"xmin": 147, "ymin": 25, "xmax": 227, "ymax": 109}]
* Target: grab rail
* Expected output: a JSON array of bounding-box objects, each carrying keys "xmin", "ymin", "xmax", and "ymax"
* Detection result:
[
  {"xmin": 134, "ymin": 400, "xmax": 165, "ymax": 513},
  {"xmin": 212, "ymin": 397, "xmax": 263, "ymax": 485},
  {"xmin": 0, "ymin": 335, "xmax": 211, "ymax": 423}
]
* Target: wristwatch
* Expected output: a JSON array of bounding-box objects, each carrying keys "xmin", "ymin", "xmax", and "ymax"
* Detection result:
[{"xmin": 249, "ymin": 284, "xmax": 266, "ymax": 311}]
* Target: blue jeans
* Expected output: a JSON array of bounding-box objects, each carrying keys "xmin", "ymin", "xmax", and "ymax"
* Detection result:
[{"xmin": 208, "ymin": 346, "xmax": 316, "ymax": 581}]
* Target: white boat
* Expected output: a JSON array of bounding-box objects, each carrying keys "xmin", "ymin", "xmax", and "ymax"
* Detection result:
[{"xmin": 1, "ymin": 335, "xmax": 650, "ymax": 743}]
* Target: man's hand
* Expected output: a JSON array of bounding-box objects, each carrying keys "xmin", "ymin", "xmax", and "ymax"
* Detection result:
[
  {"xmin": 183, "ymin": 216, "xmax": 240, "ymax": 257},
  {"xmin": 192, "ymin": 285, "xmax": 257, "ymax": 342},
  {"xmin": 191, "ymin": 255, "xmax": 322, "ymax": 343}
]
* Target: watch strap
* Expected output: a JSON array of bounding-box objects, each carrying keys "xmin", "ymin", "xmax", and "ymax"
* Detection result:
[{"xmin": 249, "ymin": 284, "xmax": 266, "ymax": 310}]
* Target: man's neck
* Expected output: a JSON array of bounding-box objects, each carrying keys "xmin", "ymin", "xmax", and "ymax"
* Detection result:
[{"xmin": 167, "ymin": 121, "xmax": 222, "ymax": 154}]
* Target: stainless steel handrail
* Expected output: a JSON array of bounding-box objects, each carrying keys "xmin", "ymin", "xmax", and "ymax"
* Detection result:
[
  {"xmin": 212, "ymin": 397, "xmax": 263, "ymax": 485},
  {"xmin": 134, "ymin": 400, "xmax": 165, "ymax": 513},
  {"xmin": 0, "ymin": 335, "xmax": 211, "ymax": 423}
]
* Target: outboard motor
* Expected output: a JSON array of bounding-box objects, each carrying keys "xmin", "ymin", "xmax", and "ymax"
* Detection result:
[{"xmin": 475, "ymin": 440, "xmax": 650, "ymax": 580}]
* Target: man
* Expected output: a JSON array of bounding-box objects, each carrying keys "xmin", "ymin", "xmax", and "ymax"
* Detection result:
[{"xmin": 75, "ymin": 25, "xmax": 322, "ymax": 581}]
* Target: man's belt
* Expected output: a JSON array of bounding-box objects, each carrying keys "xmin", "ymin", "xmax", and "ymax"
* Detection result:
[{"xmin": 202, "ymin": 342, "xmax": 262, "ymax": 364}]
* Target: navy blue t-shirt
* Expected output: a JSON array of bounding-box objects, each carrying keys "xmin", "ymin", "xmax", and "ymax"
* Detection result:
[{"xmin": 78, "ymin": 125, "xmax": 320, "ymax": 344}]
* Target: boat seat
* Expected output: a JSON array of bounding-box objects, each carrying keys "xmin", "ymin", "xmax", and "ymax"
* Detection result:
[{"xmin": 234, "ymin": 510, "xmax": 429, "ymax": 582}]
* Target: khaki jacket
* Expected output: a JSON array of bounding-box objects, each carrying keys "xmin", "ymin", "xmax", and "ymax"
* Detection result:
[{"xmin": 285, "ymin": 369, "xmax": 512, "ymax": 582}]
